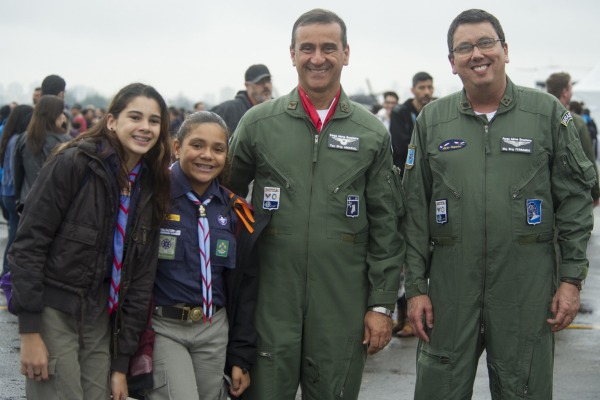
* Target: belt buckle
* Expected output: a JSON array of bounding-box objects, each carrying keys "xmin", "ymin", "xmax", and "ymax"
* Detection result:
[{"xmin": 187, "ymin": 306, "xmax": 203, "ymax": 322}]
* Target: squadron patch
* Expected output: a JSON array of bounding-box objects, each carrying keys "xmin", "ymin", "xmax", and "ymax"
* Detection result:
[
  {"xmin": 526, "ymin": 199, "xmax": 542, "ymax": 225},
  {"xmin": 438, "ymin": 139, "xmax": 467, "ymax": 152},
  {"xmin": 405, "ymin": 145, "xmax": 416, "ymax": 170},
  {"xmin": 561, "ymin": 111, "xmax": 573, "ymax": 127},
  {"xmin": 501, "ymin": 137, "xmax": 533, "ymax": 154},
  {"xmin": 435, "ymin": 199, "xmax": 448, "ymax": 224},
  {"xmin": 346, "ymin": 195, "xmax": 359, "ymax": 218},
  {"xmin": 263, "ymin": 187, "xmax": 280, "ymax": 210}
]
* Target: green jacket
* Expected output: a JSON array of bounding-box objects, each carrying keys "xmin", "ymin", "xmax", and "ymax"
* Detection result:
[
  {"xmin": 403, "ymin": 77, "xmax": 595, "ymax": 299},
  {"xmin": 229, "ymin": 87, "xmax": 404, "ymax": 308}
]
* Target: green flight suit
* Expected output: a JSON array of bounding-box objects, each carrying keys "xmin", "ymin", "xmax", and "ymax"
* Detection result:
[
  {"xmin": 229, "ymin": 87, "xmax": 404, "ymax": 400},
  {"xmin": 402, "ymin": 78, "xmax": 595, "ymax": 400}
]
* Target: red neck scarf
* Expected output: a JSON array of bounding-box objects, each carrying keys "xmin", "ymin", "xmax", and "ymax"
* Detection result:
[{"xmin": 298, "ymin": 85, "xmax": 341, "ymax": 133}]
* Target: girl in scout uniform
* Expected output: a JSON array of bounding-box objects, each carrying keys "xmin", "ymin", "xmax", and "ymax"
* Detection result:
[
  {"xmin": 147, "ymin": 111, "xmax": 262, "ymax": 400},
  {"xmin": 9, "ymin": 83, "xmax": 172, "ymax": 400}
]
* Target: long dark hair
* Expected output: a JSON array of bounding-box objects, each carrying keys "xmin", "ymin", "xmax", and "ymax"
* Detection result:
[
  {"xmin": 59, "ymin": 83, "xmax": 171, "ymax": 226},
  {"xmin": 25, "ymin": 95, "xmax": 65, "ymax": 155},
  {"xmin": 0, "ymin": 105, "xmax": 33, "ymax": 164}
]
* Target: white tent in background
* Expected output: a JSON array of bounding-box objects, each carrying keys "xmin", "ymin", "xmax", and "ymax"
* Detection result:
[{"xmin": 574, "ymin": 62, "xmax": 600, "ymax": 115}]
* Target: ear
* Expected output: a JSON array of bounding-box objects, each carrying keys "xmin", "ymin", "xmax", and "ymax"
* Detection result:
[
  {"xmin": 172, "ymin": 138, "xmax": 181, "ymax": 159},
  {"xmin": 503, "ymin": 42, "xmax": 509, "ymax": 64},
  {"xmin": 343, "ymin": 45, "xmax": 350, "ymax": 66},
  {"xmin": 448, "ymin": 54, "xmax": 458, "ymax": 75},
  {"xmin": 290, "ymin": 46, "xmax": 296, "ymax": 67},
  {"xmin": 106, "ymin": 113, "xmax": 116, "ymax": 131}
]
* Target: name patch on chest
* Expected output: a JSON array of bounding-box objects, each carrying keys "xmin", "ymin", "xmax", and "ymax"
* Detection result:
[
  {"xmin": 438, "ymin": 139, "xmax": 467, "ymax": 152},
  {"xmin": 328, "ymin": 134, "xmax": 359, "ymax": 151},
  {"xmin": 500, "ymin": 137, "xmax": 533, "ymax": 154}
]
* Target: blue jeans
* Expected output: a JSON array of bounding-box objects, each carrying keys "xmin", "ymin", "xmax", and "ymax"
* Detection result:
[{"xmin": 2, "ymin": 195, "xmax": 19, "ymax": 276}]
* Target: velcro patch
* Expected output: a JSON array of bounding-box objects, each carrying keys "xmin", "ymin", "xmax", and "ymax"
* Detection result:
[{"xmin": 561, "ymin": 111, "xmax": 572, "ymax": 127}]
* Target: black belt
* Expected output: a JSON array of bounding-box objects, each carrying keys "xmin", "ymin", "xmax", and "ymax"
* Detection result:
[{"xmin": 154, "ymin": 304, "xmax": 222, "ymax": 322}]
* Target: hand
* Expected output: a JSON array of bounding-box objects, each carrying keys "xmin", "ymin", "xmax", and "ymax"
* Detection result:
[
  {"xmin": 547, "ymin": 282, "xmax": 581, "ymax": 332},
  {"xmin": 407, "ymin": 295, "xmax": 434, "ymax": 343},
  {"xmin": 229, "ymin": 366, "xmax": 250, "ymax": 397},
  {"xmin": 20, "ymin": 333, "xmax": 49, "ymax": 381},
  {"xmin": 363, "ymin": 311, "xmax": 392, "ymax": 355},
  {"xmin": 110, "ymin": 371, "xmax": 128, "ymax": 400}
]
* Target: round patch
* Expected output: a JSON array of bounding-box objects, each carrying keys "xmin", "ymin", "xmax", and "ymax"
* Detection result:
[{"xmin": 217, "ymin": 215, "xmax": 228, "ymax": 226}]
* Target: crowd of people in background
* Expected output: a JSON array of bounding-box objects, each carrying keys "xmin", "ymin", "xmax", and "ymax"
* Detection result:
[{"xmin": 0, "ymin": 7, "xmax": 599, "ymax": 400}]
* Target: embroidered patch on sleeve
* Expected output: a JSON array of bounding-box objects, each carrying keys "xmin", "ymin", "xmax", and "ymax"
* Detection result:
[
  {"xmin": 405, "ymin": 145, "xmax": 416, "ymax": 170},
  {"xmin": 561, "ymin": 111, "xmax": 573, "ymax": 127}
]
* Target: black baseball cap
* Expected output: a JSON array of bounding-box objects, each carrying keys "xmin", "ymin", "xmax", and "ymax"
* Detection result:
[{"xmin": 245, "ymin": 64, "xmax": 271, "ymax": 83}]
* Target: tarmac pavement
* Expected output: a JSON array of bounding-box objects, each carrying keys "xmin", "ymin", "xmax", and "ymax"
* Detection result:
[{"xmin": 2, "ymin": 206, "xmax": 600, "ymax": 400}]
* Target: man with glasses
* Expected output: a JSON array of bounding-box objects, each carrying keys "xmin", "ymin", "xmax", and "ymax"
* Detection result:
[
  {"xmin": 402, "ymin": 9, "xmax": 595, "ymax": 399},
  {"xmin": 211, "ymin": 64, "xmax": 273, "ymax": 138}
]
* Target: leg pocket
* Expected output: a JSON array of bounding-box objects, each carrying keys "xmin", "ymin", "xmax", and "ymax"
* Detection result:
[
  {"xmin": 415, "ymin": 344, "xmax": 452, "ymax": 400},
  {"xmin": 146, "ymin": 361, "xmax": 170, "ymax": 400},
  {"xmin": 515, "ymin": 334, "xmax": 553, "ymax": 398}
]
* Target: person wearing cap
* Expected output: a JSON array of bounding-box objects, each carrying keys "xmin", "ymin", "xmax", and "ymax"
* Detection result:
[{"xmin": 211, "ymin": 64, "xmax": 273, "ymax": 137}]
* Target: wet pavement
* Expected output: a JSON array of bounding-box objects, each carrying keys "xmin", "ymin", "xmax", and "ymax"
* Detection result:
[{"xmin": 2, "ymin": 206, "xmax": 600, "ymax": 399}]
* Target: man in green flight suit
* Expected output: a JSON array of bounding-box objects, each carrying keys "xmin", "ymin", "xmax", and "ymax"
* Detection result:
[
  {"xmin": 546, "ymin": 71, "xmax": 600, "ymax": 207},
  {"xmin": 403, "ymin": 9, "xmax": 595, "ymax": 400},
  {"xmin": 229, "ymin": 8, "xmax": 404, "ymax": 400}
]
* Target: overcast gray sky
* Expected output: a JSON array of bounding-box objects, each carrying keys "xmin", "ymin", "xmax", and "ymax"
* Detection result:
[{"xmin": 2, "ymin": 0, "xmax": 599, "ymax": 106}]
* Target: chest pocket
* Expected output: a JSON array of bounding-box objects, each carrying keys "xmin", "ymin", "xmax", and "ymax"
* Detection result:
[{"xmin": 210, "ymin": 229, "xmax": 236, "ymax": 270}]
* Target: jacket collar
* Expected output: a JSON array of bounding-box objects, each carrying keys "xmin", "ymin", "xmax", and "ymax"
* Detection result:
[
  {"xmin": 458, "ymin": 76, "xmax": 516, "ymax": 115},
  {"xmin": 284, "ymin": 86, "xmax": 352, "ymax": 121}
]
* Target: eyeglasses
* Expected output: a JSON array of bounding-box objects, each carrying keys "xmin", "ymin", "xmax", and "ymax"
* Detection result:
[{"xmin": 451, "ymin": 38, "xmax": 503, "ymax": 57}]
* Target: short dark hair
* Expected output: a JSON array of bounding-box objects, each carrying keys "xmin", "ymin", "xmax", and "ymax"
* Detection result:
[
  {"xmin": 41, "ymin": 74, "xmax": 66, "ymax": 96},
  {"xmin": 545, "ymin": 72, "xmax": 571, "ymax": 99},
  {"xmin": 447, "ymin": 9, "xmax": 505, "ymax": 55},
  {"xmin": 291, "ymin": 9, "xmax": 347, "ymax": 49},
  {"xmin": 412, "ymin": 72, "xmax": 433, "ymax": 88},
  {"xmin": 383, "ymin": 91, "xmax": 399, "ymax": 101}
]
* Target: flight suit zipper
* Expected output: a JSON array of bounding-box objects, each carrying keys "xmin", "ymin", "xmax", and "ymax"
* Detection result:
[
  {"xmin": 258, "ymin": 150, "xmax": 292, "ymax": 191},
  {"xmin": 481, "ymin": 123, "xmax": 490, "ymax": 336}
]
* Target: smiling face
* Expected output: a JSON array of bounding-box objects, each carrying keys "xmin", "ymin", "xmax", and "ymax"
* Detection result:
[
  {"xmin": 449, "ymin": 22, "xmax": 508, "ymax": 93},
  {"xmin": 107, "ymin": 96, "xmax": 161, "ymax": 170},
  {"xmin": 290, "ymin": 22, "xmax": 349, "ymax": 101},
  {"xmin": 174, "ymin": 122, "xmax": 228, "ymax": 196}
]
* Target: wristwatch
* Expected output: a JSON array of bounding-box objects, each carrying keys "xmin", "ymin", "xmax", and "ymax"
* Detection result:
[
  {"xmin": 561, "ymin": 278, "xmax": 583, "ymax": 291},
  {"xmin": 368, "ymin": 306, "xmax": 393, "ymax": 318}
]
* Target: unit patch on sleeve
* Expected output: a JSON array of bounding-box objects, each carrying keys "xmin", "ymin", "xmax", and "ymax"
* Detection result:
[
  {"xmin": 328, "ymin": 134, "xmax": 360, "ymax": 151},
  {"xmin": 500, "ymin": 137, "xmax": 533, "ymax": 154},
  {"xmin": 561, "ymin": 111, "xmax": 573, "ymax": 127},
  {"xmin": 526, "ymin": 199, "xmax": 542, "ymax": 225},
  {"xmin": 438, "ymin": 139, "xmax": 467, "ymax": 152},
  {"xmin": 405, "ymin": 145, "xmax": 416, "ymax": 170}
]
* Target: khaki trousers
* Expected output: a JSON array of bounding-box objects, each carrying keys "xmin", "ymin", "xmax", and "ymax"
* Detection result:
[
  {"xmin": 146, "ymin": 307, "xmax": 229, "ymax": 400},
  {"xmin": 25, "ymin": 306, "xmax": 111, "ymax": 400}
]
